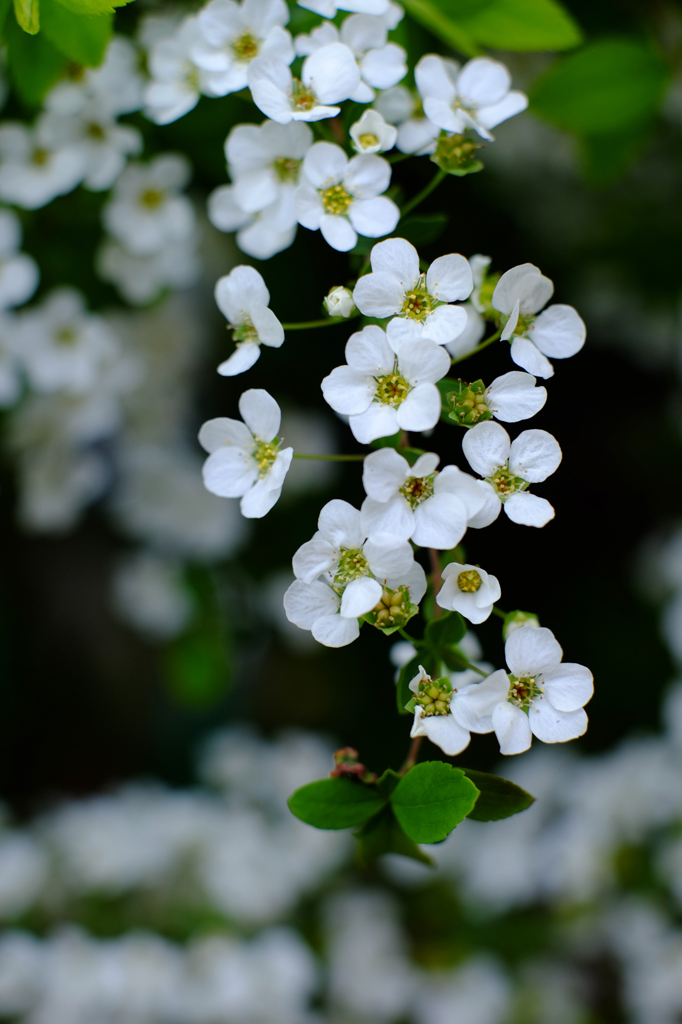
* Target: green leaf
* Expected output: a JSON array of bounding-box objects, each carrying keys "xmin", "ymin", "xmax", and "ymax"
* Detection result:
[
  {"xmin": 456, "ymin": 0, "xmax": 582, "ymax": 52},
  {"xmin": 399, "ymin": 213, "xmax": 449, "ymax": 247},
  {"xmin": 40, "ymin": 0, "xmax": 111, "ymax": 64},
  {"xmin": 399, "ymin": 0, "xmax": 479, "ymax": 57},
  {"xmin": 425, "ymin": 610, "xmax": 466, "ymax": 650},
  {"xmin": 13, "ymin": 0, "xmax": 39, "ymax": 33},
  {"xmin": 437, "ymin": 377, "xmax": 463, "ymax": 422},
  {"xmin": 529, "ymin": 38, "xmax": 670, "ymax": 136},
  {"xmin": 4, "ymin": 13, "xmax": 67, "ymax": 104},
  {"xmin": 288, "ymin": 778, "xmax": 387, "ymax": 829},
  {"xmin": 355, "ymin": 805, "xmax": 434, "ymax": 866},
  {"xmin": 376, "ymin": 768, "xmax": 402, "ymax": 798},
  {"xmin": 53, "ymin": 0, "xmax": 134, "ymax": 14},
  {"xmin": 462, "ymin": 768, "xmax": 535, "ymax": 821},
  {"xmin": 391, "ymin": 761, "xmax": 480, "ymax": 843}
]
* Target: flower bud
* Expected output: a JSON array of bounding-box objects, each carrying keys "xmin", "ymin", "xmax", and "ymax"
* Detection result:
[
  {"xmin": 503, "ymin": 610, "xmax": 540, "ymax": 641},
  {"xmin": 324, "ymin": 286, "xmax": 356, "ymax": 318}
]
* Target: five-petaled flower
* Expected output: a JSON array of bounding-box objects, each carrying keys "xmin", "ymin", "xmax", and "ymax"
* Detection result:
[
  {"xmin": 436, "ymin": 561, "xmax": 501, "ymax": 624},
  {"xmin": 213, "ymin": 266, "xmax": 284, "ymax": 376}
]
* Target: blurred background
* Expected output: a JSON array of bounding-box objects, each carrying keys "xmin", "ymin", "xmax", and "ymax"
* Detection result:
[{"xmin": 2, "ymin": 0, "xmax": 682, "ymax": 1020}]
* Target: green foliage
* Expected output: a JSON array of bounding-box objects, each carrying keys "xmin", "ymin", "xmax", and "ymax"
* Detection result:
[
  {"xmin": 4, "ymin": 12, "xmax": 67, "ymax": 105},
  {"xmin": 391, "ymin": 761, "xmax": 480, "ymax": 843},
  {"xmin": 400, "ymin": 213, "xmax": 450, "ymax": 247},
  {"xmin": 40, "ymin": 0, "xmax": 111, "ymax": 64},
  {"xmin": 355, "ymin": 805, "xmax": 434, "ymax": 866},
  {"xmin": 13, "ymin": 0, "xmax": 39, "ymax": 33},
  {"xmin": 52, "ymin": 0, "xmax": 133, "ymax": 15},
  {"xmin": 288, "ymin": 778, "xmax": 387, "ymax": 829},
  {"xmin": 462, "ymin": 768, "xmax": 535, "ymax": 821},
  {"xmin": 425, "ymin": 610, "xmax": 467, "ymax": 652},
  {"xmin": 162, "ymin": 569, "xmax": 231, "ymax": 708}
]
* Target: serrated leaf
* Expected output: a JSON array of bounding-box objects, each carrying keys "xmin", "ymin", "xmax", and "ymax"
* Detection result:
[
  {"xmin": 456, "ymin": 0, "xmax": 582, "ymax": 51},
  {"xmin": 391, "ymin": 761, "xmax": 479, "ymax": 843},
  {"xmin": 41, "ymin": 0, "xmax": 111, "ymax": 65},
  {"xmin": 530, "ymin": 38, "xmax": 669, "ymax": 136},
  {"xmin": 399, "ymin": 213, "xmax": 449, "ymax": 247},
  {"xmin": 4, "ymin": 13, "xmax": 67, "ymax": 104},
  {"xmin": 425, "ymin": 610, "xmax": 466, "ymax": 650},
  {"xmin": 53, "ymin": 0, "xmax": 133, "ymax": 14},
  {"xmin": 355, "ymin": 805, "xmax": 434, "ymax": 866},
  {"xmin": 288, "ymin": 778, "xmax": 387, "ymax": 830},
  {"xmin": 462, "ymin": 768, "xmax": 535, "ymax": 821}
]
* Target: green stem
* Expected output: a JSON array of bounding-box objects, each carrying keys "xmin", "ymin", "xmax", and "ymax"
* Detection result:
[
  {"xmin": 450, "ymin": 327, "xmax": 502, "ymax": 365},
  {"xmin": 462, "ymin": 660, "xmax": 487, "ymax": 677},
  {"xmin": 292, "ymin": 453, "xmax": 365, "ymax": 461},
  {"xmin": 281, "ymin": 313, "xmax": 360, "ymax": 330},
  {"xmin": 387, "ymin": 151, "xmax": 412, "ymax": 164},
  {"xmin": 400, "ymin": 168, "xmax": 447, "ymax": 218},
  {"xmin": 398, "ymin": 628, "xmax": 419, "ymax": 643},
  {"xmin": 491, "ymin": 606, "xmax": 507, "ymax": 620}
]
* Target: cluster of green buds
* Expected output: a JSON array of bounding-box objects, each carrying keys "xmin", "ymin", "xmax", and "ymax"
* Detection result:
[
  {"xmin": 447, "ymin": 379, "xmax": 492, "ymax": 427},
  {"xmin": 365, "ymin": 584, "xmax": 417, "ymax": 632},
  {"xmin": 431, "ymin": 132, "xmax": 484, "ymax": 176},
  {"xmin": 412, "ymin": 675, "xmax": 453, "ymax": 717}
]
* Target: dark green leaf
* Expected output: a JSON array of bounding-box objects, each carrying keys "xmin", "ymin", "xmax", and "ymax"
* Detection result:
[
  {"xmin": 355, "ymin": 805, "xmax": 434, "ymax": 866},
  {"xmin": 462, "ymin": 768, "xmax": 535, "ymax": 821},
  {"xmin": 399, "ymin": 0, "xmax": 479, "ymax": 57},
  {"xmin": 376, "ymin": 768, "xmax": 402, "ymax": 798},
  {"xmin": 288, "ymin": 778, "xmax": 387, "ymax": 829},
  {"xmin": 391, "ymin": 761, "xmax": 480, "ymax": 843},
  {"xmin": 41, "ymin": 0, "xmax": 111, "ymax": 65},
  {"xmin": 456, "ymin": 0, "xmax": 582, "ymax": 52},
  {"xmin": 5, "ymin": 13, "xmax": 67, "ymax": 104},
  {"xmin": 425, "ymin": 610, "xmax": 466, "ymax": 649},
  {"xmin": 530, "ymin": 39, "xmax": 669, "ymax": 136},
  {"xmin": 400, "ymin": 213, "xmax": 449, "ymax": 247}
]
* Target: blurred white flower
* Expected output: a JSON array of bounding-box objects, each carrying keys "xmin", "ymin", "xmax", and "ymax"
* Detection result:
[
  {"xmin": 208, "ymin": 182, "xmax": 298, "ymax": 259},
  {"xmin": 350, "ymin": 108, "xmax": 398, "ymax": 153},
  {"xmin": 374, "ymin": 84, "xmax": 440, "ymax": 155},
  {"xmin": 103, "ymin": 154, "xmax": 195, "ymax": 256},
  {"xmin": 0, "ymin": 122, "xmax": 85, "ymax": 210},
  {"xmin": 37, "ymin": 100, "xmax": 142, "ymax": 192},
  {"xmin": 97, "ymin": 236, "xmax": 201, "ymax": 305},
  {"xmin": 111, "ymin": 550, "xmax": 194, "ymax": 640},
  {"xmin": 0, "ymin": 208, "xmax": 39, "ymax": 311},
  {"xmin": 45, "ymin": 36, "xmax": 145, "ymax": 118}
]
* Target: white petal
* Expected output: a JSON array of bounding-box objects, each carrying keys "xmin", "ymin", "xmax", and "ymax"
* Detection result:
[
  {"xmin": 385, "ymin": 316, "xmax": 422, "ymax": 349},
  {"xmin": 203, "ymin": 448, "xmax": 258, "ymax": 497},
  {"xmin": 397, "ymin": 339, "xmax": 450, "ymax": 384},
  {"xmin": 321, "ymin": 364, "xmax": 375, "ymax": 415},
  {"xmin": 318, "ymin": 497, "xmax": 364, "ymax": 548},
  {"xmin": 370, "ymin": 236, "xmax": 419, "ymax": 287},
  {"xmin": 312, "ymin": 612, "xmax": 360, "ymax": 647},
  {"xmin": 397, "ymin": 383, "xmax": 441, "ymax": 431},
  {"xmin": 340, "ymin": 575, "xmax": 383, "ymax": 617},
  {"xmin": 364, "ymin": 533, "xmax": 413, "ymax": 578},
  {"xmin": 295, "ymin": 184, "xmax": 324, "ymax": 229},
  {"xmin": 362, "ymin": 446, "xmax": 408, "ymax": 500},
  {"xmin": 477, "ymin": 90, "xmax": 528, "ymax": 129},
  {"xmin": 493, "ymin": 702, "xmax": 532, "ymax": 755},
  {"xmin": 504, "ymin": 492, "xmax": 554, "ymax": 527},
  {"xmin": 217, "ymin": 343, "xmax": 261, "ymax": 376},
  {"xmin": 345, "ymin": 323, "xmax": 394, "ymax": 373},
  {"xmin": 233, "ymin": 168, "xmax": 279, "ymax": 212},
  {"xmin": 251, "ymin": 305, "xmax": 284, "ymax": 347},
  {"xmin": 500, "ymin": 298, "xmax": 520, "ymax": 342},
  {"xmin": 530, "ymin": 304, "xmax": 586, "ymax": 359},
  {"xmin": 426, "ymin": 253, "xmax": 473, "ymax": 302},
  {"xmin": 353, "ymin": 270, "xmax": 404, "ymax": 318},
  {"xmin": 462, "ymin": 420, "xmax": 510, "ymax": 478},
  {"xmin": 415, "ymin": 53, "xmax": 456, "ymax": 100},
  {"xmin": 345, "ymin": 152, "xmax": 391, "ymax": 197},
  {"xmin": 284, "ymin": 578, "xmax": 339, "ymax": 628},
  {"xmin": 542, "ymin": 663, "xmax": 593, "ymax": 711},
  {"xmin": 411, "ymin": 493, "xmax": 467, "ymax": 549},
  {"xmin": 361, "ymin": 43, "xmax": 407, "ymax": 91},
  {"xmin": 411, "ymin": 453, "xmax": 439, "ymax": 476},
  {"xmin": 422, "ymin": 97, "xmax": 463, "ymax": 133},
  {"xmin": 302, "ymin": 140, "xmax": 347, "ymax": 187},
  {"xmin": 457, "ymin": 57, "xmax": 509, "ymax": 107},
  {"xmin": 198, "ymin": 417, "xmax": 252, "ymax": 453},
  {"xmin": 292, "ymin": 534, "xmax": 337, "ymax": 582},
  {"xmin": 247, "ymin": 55, "xmax": 296, "ymax": 124},
  {"xmin": 445, "ymin": 305, "xmax": 485, "ymax": 359},
  {"xmin": 208, "ymin": 184, "xmax": 253, "ymax": 231},
  {"xmin": 350, "ymin": 402, "xmax": 399, "ymax": 443},
  {"xmin": 492, "ymin": 263, "xmax": 553, "ymax": 316},
  {"xmin": 485, "ymin": 371, "xmax": 547, "ymax": 423},
  {"xmin": 348, "ymin": 196, "xmax": 400, "ymax": 238},
  {"xmin": 361, "ymin": 495, "xmax": 413, "ymax": 541},
  {"xmin": 529, "ymin": 700, "xmax": 587, "ymax": 744},
  {"xmin": 302, "ymin": 42, "xmax": 361, "ymax": 104},
  {"xmin": 320, "ymin": 213, "xmax": 357, "ymax": 252},
  {"xmin": 433, "ymin": 465, "xmax": 486, "ymax": 519},
  {"xmin": 420, "ymin": 303, "xmax": 468, "ymax": 345},
  {"xmin": 510, "ymin": 336, "xmax": 555, "ymax": 379},
  {"xmin": 451, "ymin": 669, "xmax": 510, "ymax": 731},
  {"xmin": 509, "ymin": 428, "xmax": 562, "ymax": 482},
  {"xmin": 423, "ymin": 714, "xmax": 471, "ymax": 756},
  {"xmin": 466, "ymin": 482, "xmax": 501, "ymax": 528},
  {"xmin": 238, "ymin": 388, "xmax": 281, "ymax": 441},
  {"xmin": 505, "ymin": 624, "xmax": 562, "ymax": 678}
]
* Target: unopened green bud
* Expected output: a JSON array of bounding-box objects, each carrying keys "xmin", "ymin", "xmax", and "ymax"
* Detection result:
[
  {"xmin": 503, "ymin": 610, "xmax": 540, "ymax": 641},
  {"xmin": 431, "ymin": 132, "xmax": 484, "ymax": 176},
  {"xmin": 447, "ymin": 379, "xmax": 492, "ymax": 427}
]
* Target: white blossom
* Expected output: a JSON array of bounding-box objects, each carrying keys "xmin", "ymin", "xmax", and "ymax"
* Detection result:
[
  {"xmin": 321, "ymin": 323, "xmax": 450, "ymax": 443},
  {"xmin": 37, "ymin": 100, "xmax": 142, "ymax": 191},
  {"xmin": 298, "ymin": 0, "xmax": 392, "ymax": 17},
  {"xmin": 453, "ymin": 625, "xmax": 593, "ymax": 754},
  {"xmin": 436, "ymin": 561, "xmax": 501, "ymax": 624},
  {"xmin": 295, "ymin": 14, "xmax": 406, "ymax": 103},
  {"xmin": 199, "ymin": 389, "xmax": 293, "ymax": 518},
  {"xmin": 103, "ymin": 155, "xmax": 195, "ymax": 256},
  {"xmin": 360, "ymin": 447, "xmax": 489, "ymax": 548},
  {"xmin": 0, "ymin": 208, "xmax": 39, "ymax": 311},
  {"xmin": 208, "ymin": 183, "xmax": 297, "ymax": 259},
  {"xmin": 224, "ymin": 119, "xmax": 312, "ymax": 218},
  {"xmin": 350, "ymin": 108, "xmax": 397, "ymax": 153},
  {"xmin": 0, "ymin": 313, "xmax": 21, "ymax": 407},
  {"xmin": 0, "ymin": 123, "xmax": 85, "ymax": 210},
  {"xmin": 374, "ymin": 84, "xmax": 439, "ymax": 155},
  {"xmin": 213, "ymin": 266, "xmax": 284, "ymax": 376},
  {"xmin": 324, "ymin": 285, "xmax": 356, "ymax": 317},
  {"xmin": 443, "ymin": 254, "xmax": 490, "ymax": 359},
  {"xmin": 191, "ymin": 0, "xmax": 294, "ymax": 94},
  {"xmin": 353, "ymin": 237, "xmax": 473, "ymax": 345},
  {"xmin": 45, "ymin": 36, "xmax": 145, "ymax": 118},
  {"xmin": 451, "ymin": 371, "xmax": 547, "ymax": 424},
  {"xmin": 493, "ymin": 263, "xmax": 586, "ymax": 379},
  {"xmin": 97, "ymin": 237, "xmax": 201, "ymax": 305},
  {"xmin": 247, "ymin": 44, "xmax": 361, "ymax": 124},
  {"xmin": 416, "ymin": 54, "xmax": 528, "ymax": 140},
  {"xmin": 295, "ymin": 141, "xmax": 399, "ymax": 251},
  {"xmin": 15, "ymin": 445, "xmax": 108, "ymax": 533},
  {"xmin": 462, "ymin": 420, "xmax": 562, "ymax": 528},
  {"xmin": 408, "ymin": 665, "xmax": 476, "ymax": 756},
  {"xmin": 112, "ymin": 550, "xmax": 193, "ymax": 640}
]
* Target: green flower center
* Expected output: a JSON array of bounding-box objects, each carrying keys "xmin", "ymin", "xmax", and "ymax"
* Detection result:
[
  {"xmin": 507, "ymin": 673, "xmax": 542, "ymax": 709},
  {"xmin": 231, "ymin": 320, "xmax": 259, "ymax": 346},
  {"xmin": 457, "ymin": 569, "xmax": 482, "ymax": 592},
  {"xmin": 432, "ymin": 132, "xmax": 482, "ymax": 174},
  {"xmin": 374, "ymin": 362, "xmax": 411, "ymax": 406},
  {"xmin": 334, "ymin": 548, "xmax": 370, "ymax": 585},
  {"xmin": 509, "ymin": 312, "xmax": 536, "ymax": 337},
  {"xmin": 486, "ymin": 464, "xmax": 528, "ymax": 501},
  {"xmin": 400, "ymin": 274, "xmax": 437, "ymax": 321},
  {"xmin": 252, "ymin": 437, "xmax": 280, "ymax": 478},
  {"xmin": 415, "ymin": 675, "xmax": 453, "ymax": 717},
  {"xmin": 86, "ymin": 122, "xmax": 106, "ymax": 140},
  {"xmin": 55, "ymin": 327, "xmax": 77, "ymax": 346},
  {"xmin": 367, "ymin": 584, "xmax": 413, "ymax": 630},
  {"xmin": 32, "ymin": 148, "xmax": 49, "ymax": 167},
  {"xmin": 448, "ymin": 380, "xmax": 491, "ymax": 427},
  {"xmin": 272, "ymin": 156, "xmax": 301, "ymax": 182},
  {"xmin": 320, "ymin": 183, "xmax": 353, "ymax": 216},
  {"xmin": 140, "ymin": 189, "xmax": 164, "ymax": 209},
  {"xmin": 358, "ymin": 133, "xmax": 379, "ymax": 148},
  {"xmin": 292, "ymin": 79, "xmax": 316, "ymax": 111},
  {"xmin": 399, "ymin": 473, "xmax": 435, "ymax": 508},
  {"xmin": 232, "ymin": 32, "xmax": 259, "ymax": 60}
]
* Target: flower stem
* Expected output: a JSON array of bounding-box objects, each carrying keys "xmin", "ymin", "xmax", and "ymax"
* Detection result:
[
  {"xmin": 400, "ymin": 168, "xmax": 447, "ymax": 218},
  {"xmin": 430, "ymin": 548, "xmax": 442, "ymax": 619},
  {"xmin": 398, "ymin": 628, "xmax": 418, "ymax": 643},
  {"xmin": 491, "ymin": 606, "xmax": 507, "ymax": 620},
  {"xmin": 450, "ymin": 327, "xmax": 502, "ymax": 365},
  {"xmin": 281, "ymin": 313, "xmax": 360, "ymax": 330},
  {"xmin": 387, "ymin": 151, "xmax": 412, "ymax": 164},
  {"xmin": 399, "ymin": 735, "xmax": 423, "ymax": 775},
  {"xmin": 292, "ymin": 453, "xmax": 365, "ymax": 461}
]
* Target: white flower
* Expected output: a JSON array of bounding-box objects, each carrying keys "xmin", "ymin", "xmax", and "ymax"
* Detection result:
[
  {"xmin": 296, "ymin": 14, "xmax": 406, "ymax": 103},
  {"xmin": 285, "ymin": 498, "xmax": 425, "ymax": 646},
  {"xmin": 103, "ymin": 155, "xmax": 195, "ymax": 256},
  {"xmin": 374, "ymin": 84, "xmax": 439, "ymax": 155},
  {"xmin": 225, "ymin": 119, "xmax": 312, "ymax": 216},
  {"xmin": 360, "ymin": 447, "xmax": 488, "ymax": 548},
  {"xmin": 0, "ymin": 314, "xmax": 21, "ymax": 408},
  {"xmin": 214, "ymin": 266, "xmax": 284, "ymax": 376},
  {"xmin": 0, "ymin": 209, "xmax": 39, "ymax": 311},
  {"xmin": 453, "ymin": 625, "xmax": 593, "ymax": 754},
  {"xmin": 324, "ymin": 286, "xmax": 356, "ymax": 317},
  {"xmin": 15, "ymin": 445, "xmax": 108, "ymax": 533},
  {"xmin": 199, "ymin": 389, "xmax": 293, "ymax": 518},
  {"xmin": 36, "ymin": 100, "xmax": 142, "ymax": 192},
  {"xmin": 492, "ymin": 263, "xmax": 586, "ymax": 379},
  {"xmin": 450, "ymin": 371, "xmax": 547, "ymax": 425},
  {"xmin": 436, "ymin": 561, "xmax": 501, "ymax": 624},
  {"xmin": 14, "ymin": 288, "xmax": 122, "ymax": 394},
  {"xmin": 298, "ymin": 0, "xmax": 391, "ymax": 16},
  {"xmin": 408, "ymin": 665, "xmax": 473, "ymax": 756},
  {"xmin": 45, "ymin": 36, "xmax": 145, "ymax": 118},
  {"xmin": 0, "ymin": 123, "xmax": 85, "ymax": 210},
  {"xmin": 191, "ymin": 0, "xmax": 294, "ymax": 94},
  {"xmin": 353, "ymin": 237, "xmax": 473, "ymax": 345},
  {"xmin": 416, "ymin": 54, "xmax": 528, "ymax": 140},
  {"xmin": 462, "ymin": 420, "xmax": 562, "ymax": 528},
  {"xmin": 97, "ymin": 237, "xmax": 200, "ymax": 305},
  {"xmin": 112, "ymin": 551, "xmax": 193, "ymax": 640},
  {"xmin": 247, "ymin": 44, "xmax": 361, "ymax": 124},
  {"xmin": 208, "ymin": 183, "xmax": 297, "ymax": 259},
  {"xmin": 350, "ymin": 109, "xmax": 397, "ymax": 153},
  {"xmin": 321, "ymin": 323, "xmax": 450, "ymax": 443},
  {"xmin": 295, "ymin": 142, "xmax": 399, "ymax": 251},
  {"xmin": 443, "ymin": 254, "xmax": 489, "ymax": 359}
]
